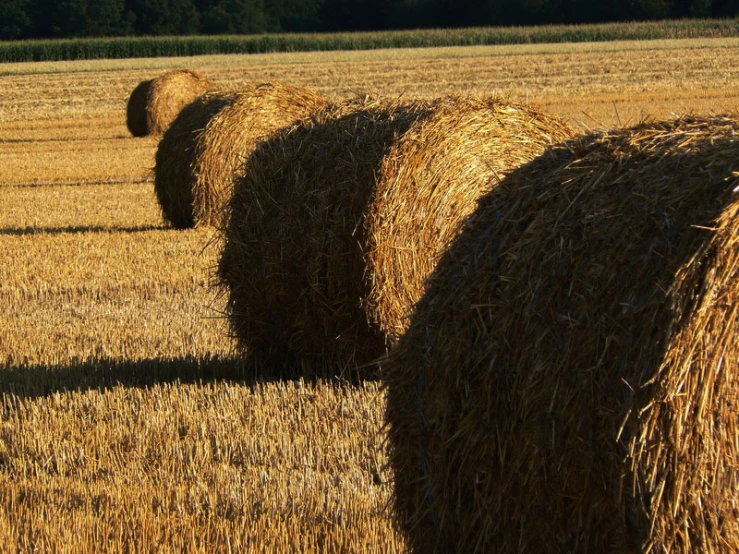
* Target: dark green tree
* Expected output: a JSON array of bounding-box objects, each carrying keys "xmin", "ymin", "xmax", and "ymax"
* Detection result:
[
  {"xmin": 0, "ymin": 0, "xmax": 33, "ymax": 39},
  {"xmin": 0, "ymin": 0, "xmax": 730, "ymax": 39},
  {"xmin": 559, "ymin": 0, "xmax": 632, "ymax": 22},
  {"xmin": 387, "ymin": 0, "xmax": 438, "ymax": 28},
  {"xmin": 125, "ymin": 0, "xmax": 200, "ymax": 35},
  {"xmin": 49, "ymin": 0, "xmax": 134, "ymax": 37},
  {"xmin": 506, "ymin": 0, "xmax": 565, "ymax": 24},
  {"xmin": 630, "ymin": 0, "xmax": 674, "ymax": 19},
  {"xmin": 712, "ymin": 0, "xmax": 738, "ymax": 15},
  {"xmin": 265, "ymin": 0, "xmax": 324, "ymax": 31},
  {"xmin": 320, "ymin": 0, "xmax": 392, "ymax": 30},
  {"xmin": 197, "ymin": 0, "xmax": 270, "ymax": 34},
  {"xmin": 689, "ymin": 0, "xmax": 712, "ymax": 16}
]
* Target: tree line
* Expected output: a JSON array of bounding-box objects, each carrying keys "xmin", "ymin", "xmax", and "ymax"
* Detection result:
[{"xmin": 1, "ymin": 0, "xmax": 736, "ymax": 40}]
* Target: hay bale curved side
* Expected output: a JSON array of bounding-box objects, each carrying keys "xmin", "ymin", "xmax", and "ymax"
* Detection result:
[
  {"xmin": 154, "ymin": 83, "xmax": 328, "ymax": 229},
  {"xmin": 147, "ymin": 69, "xmax": 216, "ymax": 137},
  {"xmin": 126, "ymin": 79, "xmax": 153, "ymax": 137},
  {"xmin": 218, "ymin": 97, "xmax": 433, "ymax": 370},
  {"xmin": 218, "ymin": 95, "xmax": 572, "ymax": 373},
  {"xmin": 191, "ymin": 83, "xmax": 329, "ymax": 228},
  {"xmin": 366, "ymin": 97, "xmax": 574, "ymax": 342},
  {"xmin": 385, "ymin": 115, "xmax": 739, "ymax": 553},
  {"xmin": 154, "ymin": 92, "xmax": 239, "ymax": 229}
]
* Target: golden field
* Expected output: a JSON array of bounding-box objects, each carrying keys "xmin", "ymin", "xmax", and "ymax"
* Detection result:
[{"xmin": 1, "ymin": 38, "xmax": 738, "ymax": 552}]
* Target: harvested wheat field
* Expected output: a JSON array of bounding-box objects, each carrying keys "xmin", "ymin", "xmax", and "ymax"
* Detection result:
[
  {"xmin": 386, "ymin": 114, "xmax": 739, "ymax": 553},
  {"xmin": 219, "ymin": 94, "xmax": 573, "ymax": 373},
  {"xmin": 127, "ymin": 69, "xmax": 216, "ymax": 137},
  {"xmin": 154, "ymin": 83, "xmax": 328, "ymax": 229},
  {"xmin": 1, "ymin": 38, "xmax": 739, "ymax": 552}
]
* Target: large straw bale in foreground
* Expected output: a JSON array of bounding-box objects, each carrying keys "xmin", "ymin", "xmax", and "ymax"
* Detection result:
[
  {"xmin": 218, "ymin": 95, "xmax": 573, "ymax": 373},
  {"xmin": 385, "ymin": 115, "xmax": 739, "ymax": 553},
  {"xmin": 126, "ymin": 69, "xmax": 215, "ymax": 138},
  {"xmin": 154, "ymin": 83, "xmax": 329, "ymax": 229}
]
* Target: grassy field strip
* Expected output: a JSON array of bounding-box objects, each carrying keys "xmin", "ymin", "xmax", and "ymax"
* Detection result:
[
  {"xmin": 0, "ymin": 229, "xmax": 210, "ymax": 294},
  {"xmin": 0, "ymin": 117, "xmax": 128, "ymax": 139},
  {"xmin": 0, "ymin": 143, "xmax": 153, "ymax": 186},
  {"xmin": 2, "ymin": 18, "xmax": 738, "ymax": 63},
  {"xmin": 2, "ymin": 37, "xmax": 739, "ymax": 76},
  {"xmin": 0, "ymin": 225, "xmax": 231, "ymax": 367},
  {"xmin": 0, "ymin": 381, "xmax": 402, "ymax": 553},
  {"xmin": 0, "ymin": 183, "xmax": 158, "ymax": 228},
  {"xmin": 1, "ymin": 291, "xmax": 229, "ymax": 366},
  {"xmin": 2, "ymin": 42, "xmax": 738, "ymax": 129},
  {"xmin": 0, "ymin": 118, "xmax": 154, "ymax": 187},
  {"xmin": 0, "ymin": 142, "xmax": 153, "ymax": 186},
  {"xmin": 536, "ymin": 87, "xmax": 739, "ymax": 132}
]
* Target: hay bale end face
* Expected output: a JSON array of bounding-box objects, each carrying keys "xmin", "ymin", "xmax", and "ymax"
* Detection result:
[
  {"xmin": 154, "ymin": 83, "xmax": 329, "ymax": 229},
  {"xmin": 126, "ymin": 78, "xmax": 153, "ymax": 137},
  {"xmin": 148, "ymin": 69, "xmax": 215, "ymax": 137},
  {"xmin": 218, "ymin": 95, "xmax": 573, "ymax": 374},
  {"xmin": 366, "ymin": 97, "xmax": 574, "ymax": 344},
  {"xmin": 385, "ymin": 115, "xmax": 739, "ymax": 553},
  {"xmin": 126, "ymin": 69, "xmax": 215, "ymax": 138},
  {"xmin": 154, "ymin": 92, "xmax": 236, "ymax": 229}
]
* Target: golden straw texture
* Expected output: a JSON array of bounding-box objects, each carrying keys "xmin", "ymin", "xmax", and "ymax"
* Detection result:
[
  {"xmin": 367, "ymin": 96, "xmax": 573, "ymax": 343},
  {"xmin": 154, "ymin": 83, "xmax": 329, "ymax": 229},
  {"xmin": 385, "ymin": 114, "xmax": 739, "ymax": 553},
  {"xmin": 218, "ymin": 95, "xmax": 573, "ymax": 375},
  {"xmin": 127, "ymin": 69, "xmax": 215, "ymax": 138}
]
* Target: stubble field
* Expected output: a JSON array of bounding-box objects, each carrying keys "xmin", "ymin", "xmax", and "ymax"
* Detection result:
[{"xmin": 1, "ymin": 37, "xmax": 739, "ymax": 552}]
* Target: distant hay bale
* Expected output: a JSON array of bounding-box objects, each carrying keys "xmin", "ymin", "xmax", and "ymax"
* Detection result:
[
  {"xmin": 126, "ymin": 69, "xmax": 215, "ymax": 138},
  {"xmin": 218, "ymin": 95, "xmax": 574, "ymax": 373},
  {"xmin": 148, "ymin": 69, "xmax": 215, "ymax": 137},
  {"xmin": 126, "ymin": 78, "xmax": 152, "ymax": 137},
  {"xmin": 385, "ymin": 115, "xmax": 739, "ymax": 553},
  {"xmin": 153, "ymin": 92, "xmax": 234, "ymax": 229},
  {"xmin": 154, "ymin": 83, "xmax": 329, "ymax": 229}
]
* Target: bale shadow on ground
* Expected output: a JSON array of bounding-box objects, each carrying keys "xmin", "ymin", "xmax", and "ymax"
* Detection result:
[
  {"xmin": 0, "ymin": 353, "xmax": 379, "ymax": 401},
  {"xmin": 0, "ymin": 224, "xmax": 166, "ymax": 237}
]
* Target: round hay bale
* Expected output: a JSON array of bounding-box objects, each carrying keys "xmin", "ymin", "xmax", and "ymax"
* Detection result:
[
  {"xmin": 148, "ymin": 69, "xmax": 216, "ymax": 137},
  {"xmin": 126, "ymin": 78, "xmax": 153, "ymax": 137},
  {"xmin": 385, "ymin": 115, "xmax": 739, "ymax": 553},
  {"xmin": 153, "ymin": 91, "xmax": 236, "ymax": 229},
  {"xmin": 218, "ymin": 95, "xmax": 574, "ymax": 373},
  {"xmin": 127, "ymin": 69, "xmax": 215, "ymax": 138},
  {"xmin": 367, "ymin": 97, "xmax": 573, "ymax": 344},
  {"xmin": 154, "ymin": 83, "xmax": 329, "ymax": 229}
]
